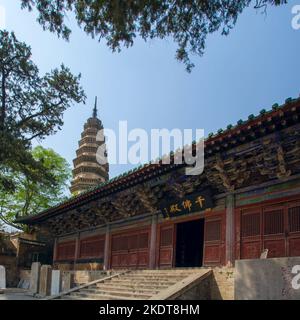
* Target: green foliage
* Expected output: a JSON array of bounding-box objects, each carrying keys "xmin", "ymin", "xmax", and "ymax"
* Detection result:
[
  {"xmin": 0, "ymin": 30, "xmax": 85, "ymax": 192},
  {"xmin": 0, "ymin": 146, "xmax": 72, "ymax": 230},
  {"xmin": 20, "ymin": 0, "xmax": 287, "ymax": 71}
]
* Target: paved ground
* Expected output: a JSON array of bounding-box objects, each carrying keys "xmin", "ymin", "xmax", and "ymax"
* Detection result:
[{"xmin": 0, "ymin": 289, "xmax": 39, "ymax": 300}]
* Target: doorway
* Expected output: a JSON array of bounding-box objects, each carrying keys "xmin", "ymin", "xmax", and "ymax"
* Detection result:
[{"xmin": 175, "ymin": 219, "xmax": 204, "ymax": 267}]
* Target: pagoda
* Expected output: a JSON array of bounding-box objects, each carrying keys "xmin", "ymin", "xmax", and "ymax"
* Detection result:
[{"xmin": 70, "ymin": 97, "xmax": 109, "ymax": 195}]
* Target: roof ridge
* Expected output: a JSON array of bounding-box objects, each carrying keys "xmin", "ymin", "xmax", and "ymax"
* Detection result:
[{"xmin": 16, "ymin": 95, "xmax": 300, "ymax": 222}]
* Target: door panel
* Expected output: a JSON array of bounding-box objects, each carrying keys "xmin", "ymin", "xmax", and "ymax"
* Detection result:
[
  {"xmin": 111, "ymin": 228, "xmax": 150, "ymax": 269},
  {"xmin": 263, "ymin": 207, "xmax": 286, "ymax": 258},
  {"xmin": 264, "ymin": 239, "xmax": 286, "ymax": 258},
  {"xmin": 240, "ymin": 209, "xmax": 262, "ymax": 259},
  {"xmin": 158, "ymin": 225, "xmax": 175, "ymax": 268},
  {"xmin": 287, "ymin": 204, "xmax": 300, "ymax": 256},
  {"xmin": 289, "ymin": 238, "xmax": 300, "ymax": 256},
  {"xmin": 239, "ymin": 201, "xmax": 300, "ymax": 260},
  {"xmin": 138, "ymin": 251, "xmax": 149, "ymax": 268},
  {"xmin": 204, "ymin": 218, "xmax": 223, "ymax": 264},
  {"xmin": 241, "ymin": 241, "xmax": 261, "ymax": 259}
]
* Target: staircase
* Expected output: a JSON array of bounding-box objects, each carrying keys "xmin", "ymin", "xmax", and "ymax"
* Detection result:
[{"xmin": 58, "ymin": 269, "xmax": 211, "ymax": 300}]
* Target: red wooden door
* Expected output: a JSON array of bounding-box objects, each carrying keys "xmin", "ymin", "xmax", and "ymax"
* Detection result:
[
  {"xmin": 138, "ymin": 231, "xmax": 150, "ymax": 268},
  {"xmin": 287, "ymin": 202, "xmax": 300, "ymax": 257},
  {"xmin": 111, "ymin": 234, "xmax": 129, "ymax": 268},
  {"xmin": 158, "ymin": 225, "xmax": 175, "ymax": 268},
  {"xmin": 240, "ymin": 208, "xmax": 262, "ymax": 259},
  {"xmin": 263, "ymin": 206, "xmax": 286, "ymax": 258},
  {"xmin": 127, "ymin": 233, "xmax": 139, "ymax": 268},
  {"xmin": 111, "ymin": 229, "xmax": 150, "ymax": 269},
  {"xmin": 239, "ymin": 201, "xmax": 300, "ymax": 259},
  {"xmin": 203, "ymin": 218, "xmax": 223, "ymax": 265}
]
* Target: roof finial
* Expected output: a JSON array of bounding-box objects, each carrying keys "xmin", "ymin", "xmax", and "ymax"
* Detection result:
[{"xmin": 93, "ymin": 96, "xmax": 98, "ymax": 118}]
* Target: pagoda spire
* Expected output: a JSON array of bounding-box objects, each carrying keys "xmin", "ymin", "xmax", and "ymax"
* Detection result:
[
  {"xmin": 93, "ymin": 96, "xmax": 98, "ymax": 118},
  {"xmin": 70, "ymin": 97, "xmax": 109, "ymax": 195}
]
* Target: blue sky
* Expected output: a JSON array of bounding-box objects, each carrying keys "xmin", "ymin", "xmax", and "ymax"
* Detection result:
[{"xmin": 1, "ymin": 0, "xmax": 300, "ymax": 190}]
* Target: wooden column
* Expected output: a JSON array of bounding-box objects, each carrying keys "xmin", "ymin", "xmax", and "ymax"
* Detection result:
[
  {"xmin": 225, "ymin": 194, "xmax": 235, "ymax": 266},
  {"xmin": 103, "ymin": 225, "xmax": 111, "ymax": 270},
  {"xmin": 53, "ymin": 237, "xmax": 58, "ymax": 262},
  {"xmin": 73, "ymin": 232, "xmax": 80, "ymax": 270},
  {"xmin": 149, "ymin": 214, "xmax": 158, "ymax": 269}
]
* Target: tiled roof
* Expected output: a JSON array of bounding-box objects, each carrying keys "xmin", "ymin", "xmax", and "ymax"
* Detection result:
[{"xmin": 16, "ymin": 96, "xmax": 300, "ymax": 224}]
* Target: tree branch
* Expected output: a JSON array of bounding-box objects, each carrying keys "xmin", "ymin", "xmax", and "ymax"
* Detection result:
[{"xmin": 0, "ymin": 213, "xmax": 23, "ymax": 231}]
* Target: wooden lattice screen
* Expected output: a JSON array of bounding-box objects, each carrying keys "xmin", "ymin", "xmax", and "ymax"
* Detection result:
[
  {"xmin": 205, "ymin": 220, "xmax": 221, "ymax": 241},
  {"xmin": 79, "ymin": 236, "xmax": 105, "ymax": 259},
  {"xmin": 241, "ymin": 212, "xmax": 261, "ymax": 237},
  {"xmin": 56, "ymin": 241, "xmax": 76, "ymax": 260},
  {"xmin": 289, "ymin": 206, "xmax": 300, "ymax": 232}
]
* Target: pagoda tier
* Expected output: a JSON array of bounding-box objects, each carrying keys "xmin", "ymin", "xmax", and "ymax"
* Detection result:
[{"xmin": 70, "ymin": 98, "xmax": 109, "ymax": 195}]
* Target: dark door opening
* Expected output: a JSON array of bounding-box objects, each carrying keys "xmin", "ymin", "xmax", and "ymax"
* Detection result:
[{"xmin": 175, "ymin": 219, "xmax": 204, "ymax": 267}]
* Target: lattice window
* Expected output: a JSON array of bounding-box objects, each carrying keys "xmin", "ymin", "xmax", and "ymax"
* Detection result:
[
  {"xmin": 205, "ymin": 220, "xmax": 221, "ymax": 241},
  {"xmin": 79, "ymin": 236, "xmax": 104, "ymax": 259},
  {"xmin": 264, "ymin": 209, "xmax": 284, "ymax": 235},
  {"xmin": 56, "ymin": 241, "xmax": 76, "ymax": 260},
  {"xmin": 289, "ymin": 206, "xmax": 300, "ymax": 233},
  {"xmin": 160, "ymin": 228, "xmax": 173, "ymax": 247},
  {"xmin": 241, "ymin": 212, "xmax": 261, "ymax": 237},
  {"xmin": 112, "ymin": 230, "xmax": 149, "ymax": 252}
]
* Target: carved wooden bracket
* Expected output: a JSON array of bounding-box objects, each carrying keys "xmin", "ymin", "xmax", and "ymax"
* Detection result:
[
  {"xmin": 111, "ymin": 196, "xmax": 133, "ymax": 218},
  {"xmin": 213, "ymin": 157, "xmax": 235, "ymax": 192},
  {"xmin": 135, "ymin": 184, "xmax": 158, "ymax": 214},
  {"xmin": 276, "ymin": 145, "xmax": 291, "ymax": 179}
]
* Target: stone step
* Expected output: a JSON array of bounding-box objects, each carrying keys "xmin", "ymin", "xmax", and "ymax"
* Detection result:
[
  {"xmin": 79, "ymin": 288, "xmax": 153, "ymax": 299},
  {"xmin": 134, "ymin": 273, "xmax": 194, "ymax": 277},
  {"xmin": 110, "ymin": 279, "xmax": 181, "ymax": 285},
  {"xmin": 133, "ymin": 273, "xmax": 193, "ymax": 277},
  {"xmin": 137, "ymin": 268, "xmax": 204, "ymax": 271},
  {"xmin": 108, "ymin": 279, "xmax": 177, "ymax": 286},
  {"xmin": 65, "ymin": 294, "xmax": 111, "ymax": 300},
  {"xmin": 110, "ymin": 275, "xmax": 178, "ymax": 281},
  {"xmin": 61, "ymin": 295, "xmax": 93, "ymax": 300},
  {"xmin": 53, "ymin": 269, "xmax": 213, "ymax": 301},
  {"xmin": 121, "ymin": 277, "xmax": 185, "ymax": 282},
  {"xmin": 135, "ymin": 270, "xmax": 197, "ymax": 274},
  {"xmin": 88, "ymin": 285, "xmax": 159, "ymax": 295},
  {"xmin": 114, "ymin": 275, "xmax": 185, "ymax": 281},
  {"xmin": 95, "ymin": 282, "xmax": 168, "ymax": 290},
  {"xmin": 122, "ymin": 273, "xmax": 188, "ymax": 278},
  {"xmin": 70, "ymin": 291, "xmax": 144, "ymax": 300}
]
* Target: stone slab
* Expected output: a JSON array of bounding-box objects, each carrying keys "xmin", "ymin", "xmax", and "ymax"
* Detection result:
[
  {"xmin": 235, "ymin": 257, "xmax": 300, "ymax": 300},
  {"xmin": 39, "ymin": 265, "xmax": 52, "ymax": 297},
  {"xmin": 29, "ymin": 262, "xmax": 41, "ymax": 294},
  {"xmin": 61, "ymin": 272, "xmax": 72, "ymax": 292},
  {"xmin": 51, "ymin": 270, "xmax": 61, "ymax": 296},
  {"xmin": 0, "ymin": 266, "xmax": 6, "ymax": 289}
]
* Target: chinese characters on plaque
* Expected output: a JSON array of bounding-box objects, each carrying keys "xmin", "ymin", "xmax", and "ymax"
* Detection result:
[{"xmin": 160, "ymin": 189, "xmax": 213, "ymax": 219}]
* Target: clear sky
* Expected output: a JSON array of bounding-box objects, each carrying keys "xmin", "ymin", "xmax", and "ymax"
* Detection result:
[{"xmin": 1, "ymin": 1, "xmax": 300, "ymax": 191}]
